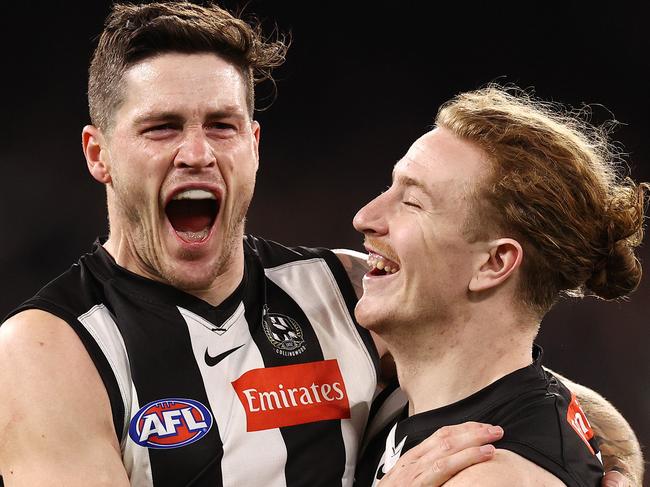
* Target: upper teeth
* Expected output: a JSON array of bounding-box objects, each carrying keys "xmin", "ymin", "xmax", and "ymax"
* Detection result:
[
  {"xmin": 172, "ymin": 189, "xmax": 216, "ymax": 200},
  {"xmin": 367, "ymin": 253, "xmax": 399, "ymax": 274}
]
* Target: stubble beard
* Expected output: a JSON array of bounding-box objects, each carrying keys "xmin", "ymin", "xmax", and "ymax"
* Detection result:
[
  {"xmin": 355, "ymin": 295, "xmax": 399, "ymax": 334},
  {"xmin": 111, "ymin": 180, "xmax": 251, "ymax": 293},
  {"xmin": 164, "ymin": 211, "xmax": 247, "ymax": 293},
  {"xmin": 356, "ymin": 292, "xmax": 454, "ymax": 345}
]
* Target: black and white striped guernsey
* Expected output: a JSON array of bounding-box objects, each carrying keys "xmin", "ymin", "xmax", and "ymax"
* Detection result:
[
  {"xmin": 8, "ymin": 236, "xmax": 380, "ymax": 486},
  {"xmin": 355, "ymin": 345, "xmax": 603, "ymax": 487}
]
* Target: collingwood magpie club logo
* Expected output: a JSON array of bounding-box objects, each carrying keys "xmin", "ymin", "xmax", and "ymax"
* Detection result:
[{"xmin": 262, "ymin": 313, "xmax": 306, "ymax": 357}]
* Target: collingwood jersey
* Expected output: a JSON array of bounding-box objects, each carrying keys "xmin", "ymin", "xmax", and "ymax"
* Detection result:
[
  {"xmin": 356, "ymin": 346, "xmax": 603, "ymax": 487},
  {"xmin": 7, "ymin": 236, "xmax": 379, "ymax": 487}
]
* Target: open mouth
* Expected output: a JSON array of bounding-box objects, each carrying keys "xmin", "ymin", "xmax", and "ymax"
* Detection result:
[
  {"xmin": 367, "ymin": 252, "xmax": 400, "ymax": 276},
  {"xmin": 165, "ymin": 189, "xmax": 220, "ymax": 243}
]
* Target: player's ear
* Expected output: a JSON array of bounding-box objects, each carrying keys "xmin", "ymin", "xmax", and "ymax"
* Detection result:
[
  {"xmin": 469, "ymin": 238, "xmax": 523, "ymax": 292},
  {"xmin": 82, "ymin": 125, "xmax": 111, "ymax": 184},
  {"xmin": 250, "ymin": 120, "xmax": 260, "ymax": 170}
]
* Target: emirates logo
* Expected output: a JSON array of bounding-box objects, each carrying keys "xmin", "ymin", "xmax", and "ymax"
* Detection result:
[{"xmin": 231, "ymin": 360, "xmax": 351, "ymax": 431}]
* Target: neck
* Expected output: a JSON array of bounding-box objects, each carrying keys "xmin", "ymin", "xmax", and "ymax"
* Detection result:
[
  {"xmin": 385, "ymin": 306, "xmax": 538, "ymax": 416},
  {"xmin": 103, "ymin": 232, "xmax": 244, "ymax": 308}
]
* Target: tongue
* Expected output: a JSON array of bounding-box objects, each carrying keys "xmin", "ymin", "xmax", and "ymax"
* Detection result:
[{"xmin": 166, "ymin": 200, "xmax": 214, "ymax": 232}]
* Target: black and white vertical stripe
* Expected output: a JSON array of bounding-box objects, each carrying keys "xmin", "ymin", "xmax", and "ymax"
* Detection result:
[{"xmin": 8, "ymin": 237, "xmax": 379, "ymax": 487}]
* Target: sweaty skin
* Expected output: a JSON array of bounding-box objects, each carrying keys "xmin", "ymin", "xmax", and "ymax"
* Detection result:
[
  {"xmin": 0, "ymin": 53, "xmax": 497, "ymax": 487},
  {"xmin": 335, "ymin": 251, "xmax": 640, "ymax": 487},
  {"xmin": 85, "ymin": 53, "xmax": 260, "ymax": 305},
  {"xmin": 0, "ymin": 52, "xmax": 259, "ymax": 487},
  {"xmin": 336, "ymin": 124, "xmax": 642, "ymax": 486}
]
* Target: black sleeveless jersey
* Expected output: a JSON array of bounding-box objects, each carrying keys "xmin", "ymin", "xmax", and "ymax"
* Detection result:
[
  {"xmin": 355, "ymin": 346, "xmax": 603, "ymax": 487},
  {"xmin": 6, "ymin": 236, "xmax": 380, "ymax": 487}
]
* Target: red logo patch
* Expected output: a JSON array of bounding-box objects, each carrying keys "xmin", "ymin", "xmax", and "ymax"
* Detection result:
[
  {"xmin": 567, "ymin": 393, "xmax": 595, "ymax": 454},
  {"xmin": 232, "ymin": 359, "xmax": 351, "ymax": 432}
]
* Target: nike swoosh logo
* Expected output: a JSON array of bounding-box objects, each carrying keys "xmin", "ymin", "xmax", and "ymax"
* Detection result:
[{"xmin": 204, "ymin": 344, "xmax": 244, "ymax": 367}]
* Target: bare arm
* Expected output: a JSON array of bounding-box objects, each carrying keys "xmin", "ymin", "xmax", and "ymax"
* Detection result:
[
  {"xmin": 441, "ymin": 449, "xmax": 566, "ymax": 487},
  {"xmin": 550, "ymin": 369, "xmax": 644, "ymax": 487},
  {"xmin": 0, "ymin": 310, "xmax": 129, "ymax": 486}
]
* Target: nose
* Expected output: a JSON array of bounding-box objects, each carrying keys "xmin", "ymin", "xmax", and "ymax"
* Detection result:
[
  {"xmin": 174, "ymin": 128, "xmax": 216, "ymax": 169},
  {"xmin": 353, "ymin": 192, "xmax": 389, "ymax": 236}
]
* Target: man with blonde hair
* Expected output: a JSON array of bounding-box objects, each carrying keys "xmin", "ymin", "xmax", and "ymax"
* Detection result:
[{"xmin": 354, "ymin": 85, "xmax": 647, "ymax": 486}]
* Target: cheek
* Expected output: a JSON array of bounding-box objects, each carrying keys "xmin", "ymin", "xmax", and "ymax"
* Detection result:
[
  {"xmin": 219, "ymin": 134, "xmax": 258, "ymax": 167},
  {"xmin": 115, "ymin": 145, "xmax": 169, "ymax": 189},
  {"xmin": 112, "ymin": 164, "xmax": 158, "ymax": 201},
  {"xmin": 110, "ymin": 159, "xmax": 164, "ymax": 217},
  {"xmin": 221, "ymin": 153, "xmax": 258, "ymax": 187},
  {"xmin": 411, "ymin": 220, "xmax": 441, "ymax": 264},
  {"xmin": 414, "ymin": 221, "xmax": 466, "ymax": 274}
]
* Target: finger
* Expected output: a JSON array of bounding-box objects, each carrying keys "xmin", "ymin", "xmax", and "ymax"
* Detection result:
[
  {"xmin": 408, "ymin": 422, "xmax": 503, "ymax": 460},
  {"xmin": 377, "ymin": 423, "xmax": 503, "ymax": 486},
  {"xmin": 601, "ymin": 470, "xmax": 629, "ymax": 487},
  {"xmin": 411, "ymin": 444, "xmax": 496, "ymax": 487}
]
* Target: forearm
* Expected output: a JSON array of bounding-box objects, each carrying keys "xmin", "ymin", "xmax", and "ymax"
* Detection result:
[{"xmin": 550, "ymin": 370, "xmax": 644, "ymax": 486}]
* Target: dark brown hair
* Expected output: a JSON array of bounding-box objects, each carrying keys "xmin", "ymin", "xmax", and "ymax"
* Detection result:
[
  {"xmin": 436, "ymin": 85, "xmax": 649, "ymax": 315},
  {"xmin": 88, "ymin": 1, "xmax": 288, "ymax": 130}
]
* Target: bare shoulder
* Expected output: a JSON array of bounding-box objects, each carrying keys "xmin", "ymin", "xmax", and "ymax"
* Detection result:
[
  {"xmin": 443, "ymin": 449, "xmax": 567, "ymax": 487},
  {"xmin": 0, "ymin": 310, "xmax": 128, "ymax": 486},
  {"xmin": 0, "ymin": 309, "xmax": 103, "ymax": 395}
]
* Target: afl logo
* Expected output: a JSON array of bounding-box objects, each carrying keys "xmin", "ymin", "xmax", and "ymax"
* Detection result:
[
  {"xmin": 262, "ymin": 313, "xmax": 306, "ymax": 357},
  {"xmin": 129, "ymin": 398, "xmax": 213, "ymax": 449}
]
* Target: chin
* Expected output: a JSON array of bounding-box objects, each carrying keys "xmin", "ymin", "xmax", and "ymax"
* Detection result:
[{"xmin": 354, "ymin": 300, "xmax": 393, "ymax": 333}]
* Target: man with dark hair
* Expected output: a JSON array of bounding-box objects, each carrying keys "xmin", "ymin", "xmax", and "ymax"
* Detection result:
[
  {"xmin": 0, "ymin": 3, "xmax": 640, "ymax": 487},
  {"xmin": 354, "ymin": 86, "xmax": 647, "ymax": 486},
  {"xmin": 0, "ymin": 4, "xmax": 502, "ymax": 486}
]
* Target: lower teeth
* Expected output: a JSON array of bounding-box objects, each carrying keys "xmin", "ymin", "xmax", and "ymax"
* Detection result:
[{"xmin": 178, "ymin": 229, "xmax": 209, "ymax": 242}]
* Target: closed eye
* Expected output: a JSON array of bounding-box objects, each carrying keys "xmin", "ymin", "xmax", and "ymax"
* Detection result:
[
  {"xmin": 142, "ymin": 123, "xmax": 178, "ymax": 134},
  {"xmin": 208, "ymin": 122, "xmax": 236, "ymax": 130},
  {"xmin": 403, "ymin": 201, "xmax": 421, "ymax": 209},
  {"xmin": 205, "ymin": 122, "xmax": 239, "ymax": 137}
]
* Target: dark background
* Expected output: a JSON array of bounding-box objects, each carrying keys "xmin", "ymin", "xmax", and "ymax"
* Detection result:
[{"xmin": 2, "ymin": 1, "xmax": 648, "ymax": 482}]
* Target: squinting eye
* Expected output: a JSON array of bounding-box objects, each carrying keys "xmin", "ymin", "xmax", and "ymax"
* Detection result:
[
  {"xmin": 141, "ymin": 124, "xmax": 178, "ymax": 139},
  {"xmin": 208, "ymin": 122, "xmax": 236, "ymax": 131},
  {"xmin": 403, "ymin": 201, "xmax": 421, "ymax": 209},
  {"xmin": 143, "ymin": 124, "xmax": 175, "ymax": 133}
]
